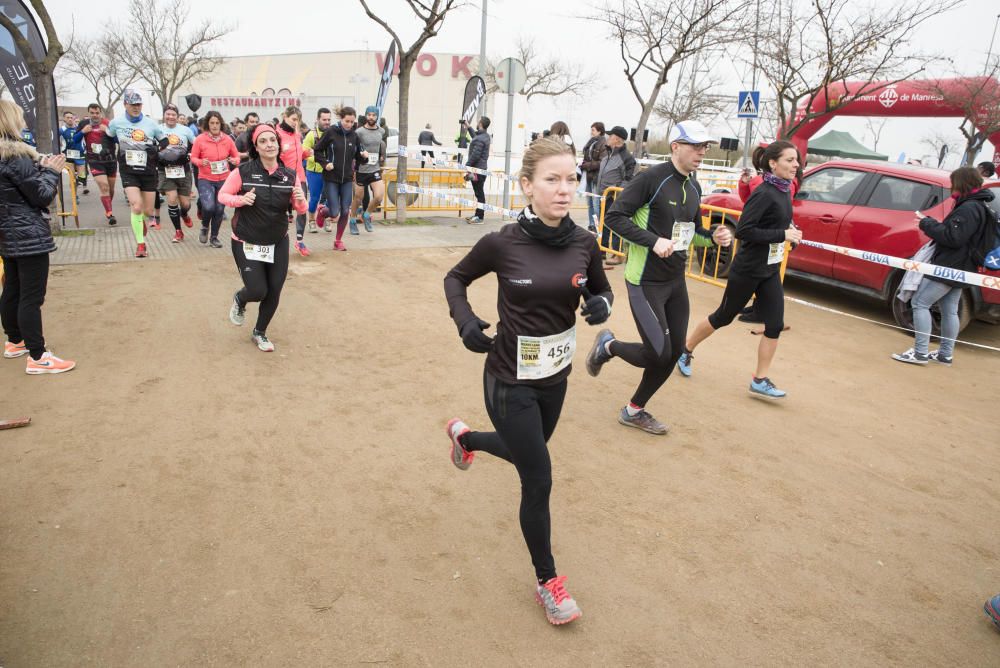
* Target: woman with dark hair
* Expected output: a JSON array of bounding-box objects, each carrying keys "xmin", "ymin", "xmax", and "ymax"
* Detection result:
[
  {"xmin": 548, "ymin": 121, "xmax": 575, "ymax": 156},
  {"xmin": 892, "ymin": 166, "xmax": 995, "ymax": 365},
  {"xmin": 218, "ymin": 124, "xmax": 306, "ymax": 352},
  {"xmin": 977, "ymin": 161, "xmax": 996, "ymax": 179},
  {"xmin": 679, "ymin": 140, "xmax": 802, "ymax": 398},
  {"xmin": 0, "ymin": 99, "xmax": 75, "ymax": 373},
  {"xmin": 190, "ymin": 110, "xmax": 239, "ymax": 247},
  {"xmin": 580, "ymin": 122, "xmax": 608, "ymax": 232}
]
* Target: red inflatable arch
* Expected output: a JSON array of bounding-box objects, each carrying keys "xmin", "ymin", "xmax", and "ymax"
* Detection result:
[{"xmin": 784, "ymin": 77, "xmax": 1000, "ymax": 165}]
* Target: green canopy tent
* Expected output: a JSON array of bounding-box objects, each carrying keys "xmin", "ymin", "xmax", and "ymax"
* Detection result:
[{"xmin": 806, "ymin": 130, "xmax": 888, "ymax": 160}]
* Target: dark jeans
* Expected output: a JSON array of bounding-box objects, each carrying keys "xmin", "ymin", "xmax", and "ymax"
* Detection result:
[
  {"xmin": 465, "ymin": 370, "xmax": 567, "ymax": 582},
  {"xmin": 196, "ymin": 179, "xmax": 225, "ymax": 239},
  {"xmin": 471, "ymin": 175, "xmax": 486, "ymax": 219},
  {"xmin": 0, "ymin": 253, "xmax": 49, "ymax": 359},
  {"xmin": 231, "ymin": 236, "xmax": 290, "ymax": 333}
]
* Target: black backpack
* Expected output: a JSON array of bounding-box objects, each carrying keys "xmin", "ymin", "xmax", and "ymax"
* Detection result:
[{"xmin": 971, "ymin": 201, "xmax": 1000, "ymax": 271}]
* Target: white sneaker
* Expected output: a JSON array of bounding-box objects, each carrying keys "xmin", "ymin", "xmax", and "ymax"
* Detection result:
[
  {"xmin": 535, "ymin": 576, "xmax": 582, "ymax": 625},
  {"xmin": 251, "ymin": 330, "xmax": 274, "ymax": 352},
  {"xmin": 229, "ymin": 292, "xmax": 245, "ymax": 326}
]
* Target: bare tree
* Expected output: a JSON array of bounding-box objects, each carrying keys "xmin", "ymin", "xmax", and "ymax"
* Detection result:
[
  {"xmin": 593, "ymin": 0, "xmax": 749, "ymax": 157},
  {"xmin": 0, "ymin": 0, "xmax": 64, "ymax": 157},
  {"xmin": 653, "ymin": 57, "xmax": 728, "ymax": 130},
  {"xmin": 485, "ymin": 37, "xmax": 591, "ymax": 100},
  {"xmin": 863, "ymin": 117, "xmax": 889, "ymax": 152},
  {"xmin": 112, "ymin": 0, "xmax": 231, "ymax": 107},
  {"xmin": 758, "ymin": 0, "xmax": 950, "ymax": 141},
  {"xmin": 59, "ymin": 36, "xmax": 138, "ymax": 116},
  {"xmin": 358, "ymin": 0, "xmax": 464, "ymax": 223},
  {"xmin": 920, "ymin": 129, "xmax": 961, "ymax": 167},
  {"xmin": 916, "ymin": 59, "xmax": 1000, "ymax": 166}
]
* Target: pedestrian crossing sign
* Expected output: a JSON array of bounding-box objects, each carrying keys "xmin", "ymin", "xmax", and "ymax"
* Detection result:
[{"xmin": 738, "ymin": 91, "xmax": 760, "ymax": 119}]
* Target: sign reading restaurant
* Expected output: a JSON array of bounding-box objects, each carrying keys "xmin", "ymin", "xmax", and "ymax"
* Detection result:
[{"xmin": 208, "ymin": 96, "xmax": 303, "ymax": 108}]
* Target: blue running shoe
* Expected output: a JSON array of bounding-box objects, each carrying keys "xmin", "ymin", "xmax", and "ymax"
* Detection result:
[
  {"xmin": 749, "ymin": 376, "xmax": 786, "ymax": 399},
  {"xmin": 362, "ymin": 211, "xmax": 374, "ymax": 232},
  {"xmin": 985, "ymin": 594, "xmax": 1000, "ymax": 631},
  {"xmin": 586, "ymin": 329, "xmax": 615, "ymax": 377},
  {"xmin": 349, "ymin": 218, "xmax": 359, "ymax": 235},
  {"xmin": 677, "ymin": 350, "xmax": 693, "ymax": 377}
]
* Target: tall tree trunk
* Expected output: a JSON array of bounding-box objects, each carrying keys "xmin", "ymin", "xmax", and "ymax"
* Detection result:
[
  {"xmin": 395, "ymin": 64, "xmax": 412, "ymax": 223},
  {"xmin": 32, "ymin": 65, "xmax": 60, "ymax": 234},
  {"xmin": 634, "ymin": 89, "xmax": 660, "ymax": 158},
  {"xmin": 962, "ymin": 133, "xmax": 985, "ymax": 167}
]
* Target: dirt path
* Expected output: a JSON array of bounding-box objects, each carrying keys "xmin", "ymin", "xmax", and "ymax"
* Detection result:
[{"xmin": 1, "ymin": 247, "xmax": 998, "ymax": 666}]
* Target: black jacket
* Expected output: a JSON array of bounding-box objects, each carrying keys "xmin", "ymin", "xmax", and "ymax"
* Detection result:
[
  {"xmin": 920, "ymin": 189, "xmax": 996, "ymax": 286},
  {"xmin": 0, "ymin": 138, "xmax": 58, "ymax": 257},
  {"xmin": 467, "ymin": 129, "xmax": 490, "ymax": 170},
  {"xmin": 418, "ymin": 130, "xmax": 441, "ymax": 146},
  {"xmin": 314, "ymin": 123, "xmax": 364, "ymax": 184},
  {"xmin": 231, "ymin": 160, "xmax": 297, "ymax": 245}
]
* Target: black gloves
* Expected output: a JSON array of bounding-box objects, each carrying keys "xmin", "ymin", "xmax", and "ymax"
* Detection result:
[
  {"xmin": 459, "ymin": 317, "xmax": 494, "ymax": 353},
  {"xmin": 580, "ymin": 295, "xmax": 611, "ymax": 325}
]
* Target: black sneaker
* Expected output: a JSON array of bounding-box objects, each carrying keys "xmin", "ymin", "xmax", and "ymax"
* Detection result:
[
  {"xmin": 891, "ymin": 348, "xmax": 928, "ymax": 365},
  {"xmin": 199, "ymin": 227, "xmax": 209, "ymax": 244},
  {"xmin": 617, "ymin": 407, "xmax": 669, "ymax": 435},
  {"xmin": 209, "ymin": 237, "xmax": 223, "ymax": 248},
  {"xmin": 928, "ymin": 350, "xmax": 953, "ymax": 366}
]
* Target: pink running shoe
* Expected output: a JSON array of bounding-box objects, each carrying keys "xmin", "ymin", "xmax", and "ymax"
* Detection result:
[
  {"xmin": 333, "ymin": 240, "xmax": 346, "ymax": 251},
  {"xmin": 316, "ymin": 205, "xmax": 329, "ymax": 229},
  {"xmin": 535, "ymin": 576, "xmax": 582, "ymax": 625},
  {"xmin": 445, "ymin": 418, "xmax": 474, "ymax": 470}
]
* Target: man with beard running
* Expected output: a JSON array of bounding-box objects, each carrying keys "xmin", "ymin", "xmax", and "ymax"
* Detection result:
[
  {"xmin": 584, "ymin": 120, "xmax": 731, "ymax": 434},
  {"xmin": 77, "ymin": 103, "xmax": 118, "ymax": 226},
  {"xmin": 351, "ymin": 105, "xmax": 384, "ymax": 234}
]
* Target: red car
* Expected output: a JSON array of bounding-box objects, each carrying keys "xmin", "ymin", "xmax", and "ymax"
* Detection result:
[{"xmin": 700, "ymin": 160, "xmax": 1000, "ymax": 333}]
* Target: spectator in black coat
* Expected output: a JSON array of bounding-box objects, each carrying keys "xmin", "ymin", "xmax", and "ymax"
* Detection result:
[{"xmin": 0, "ymin": 100, "xmax": 76, "ymax": 374}]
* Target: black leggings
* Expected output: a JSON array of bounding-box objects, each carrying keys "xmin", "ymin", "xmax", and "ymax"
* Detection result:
[
  {"xmin": 471, "ymin": 176, "xmax": 486, "ymax": 218},
  {"xmin": 464, "ymin": 370, "xmax": 567, "ymax": 582},
  {"xmin": 0, "ymin": 253, "xmax": 49, "ymax": 359},
  {"xmin": 708, "ymin": 270, "xmax": 784, "ymax": 338},
  {"xmin": 609, "ymin": 278, "xmax": 689, "ymax": 408},
  {"xmin": 231, "ymin": 235, "xmax": 289, "ymax": 333}
]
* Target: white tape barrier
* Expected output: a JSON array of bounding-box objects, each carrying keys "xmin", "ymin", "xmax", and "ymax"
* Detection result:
[
  {"xmin": 783, "ymin": 295, "xmax": 1000, "ymax": 353},
  {"xmin": 396, "ymin": 183, "xmax": 520, "ymax": 219},
  {"xmin": 801, "ymin": 240, "xmax": 1000, "ymax": 292}
]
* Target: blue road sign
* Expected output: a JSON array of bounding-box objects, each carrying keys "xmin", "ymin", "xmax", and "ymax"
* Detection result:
[{"xmin": 737, "ymin": 91, "xmax": 760, "ymax": 119}]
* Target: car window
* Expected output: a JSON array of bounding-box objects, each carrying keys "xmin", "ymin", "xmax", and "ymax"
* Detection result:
[
  {"xmin": 865, "ymin": 176, "xmax": 935, "ymax": 211},
  {"xmin": 796, "ymin": 168, "xmax": 867, "ymax": 205}
]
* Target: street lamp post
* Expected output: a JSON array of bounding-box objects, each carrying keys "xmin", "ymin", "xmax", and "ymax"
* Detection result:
[{"xmin": 479, "ymin": 0, "xmax": 487, "ymax": 119}]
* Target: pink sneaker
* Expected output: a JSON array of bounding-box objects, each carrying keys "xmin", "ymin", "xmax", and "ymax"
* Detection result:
[
  {"xmin": 25, "ymin": 351, "xmax": 76, "ymax": 375},
  {"xmin": 4, "ymin": 339, "xmax": 28, "ymax": 358},
  {"xmin": 445, "ymin": 418, "xmax": 474, "ymax": 470},
  {"xmin": 333, "ymin": 240, "xmax": 346, "ymax": 251},
  {"xmin": 316, "ymin": 205, "xmax": 328, "ymax": 229}
]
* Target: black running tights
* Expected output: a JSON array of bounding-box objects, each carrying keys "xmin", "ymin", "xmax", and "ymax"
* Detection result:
[
  {"xmin": 231, "ymin": 235, "xmax": 289, "ymax": 333},
  {"xmin": 464, "ymin": 370, "xmax": 566, "ymax": 582},
  {"xmin": 609, "ymin": 278, "xmax": 689, "ymax": 408}
]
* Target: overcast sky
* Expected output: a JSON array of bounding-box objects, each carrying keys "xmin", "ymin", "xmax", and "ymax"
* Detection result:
[{"xmin": 47, "ymin": 0, "xmax": 999, "ymax": 165}]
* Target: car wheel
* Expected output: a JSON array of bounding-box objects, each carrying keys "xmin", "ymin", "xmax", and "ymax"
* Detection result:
[
  {"xmin": 695, "ymin": 216, "xmax": 737, "ymax": 279},
  {"xmin": 890, "ymin": 280, "xmax": 973, "ymax": 336}
]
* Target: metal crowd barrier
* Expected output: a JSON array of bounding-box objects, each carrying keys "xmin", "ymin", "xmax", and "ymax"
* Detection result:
[{"xmin": 381, "ymin": 166, "xmax": 587, "ymax": 219}]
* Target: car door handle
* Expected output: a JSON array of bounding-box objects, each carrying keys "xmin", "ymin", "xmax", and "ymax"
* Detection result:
[{"xmin": 819, "ymin": 214, "xmax": 838, "ymax": 223}]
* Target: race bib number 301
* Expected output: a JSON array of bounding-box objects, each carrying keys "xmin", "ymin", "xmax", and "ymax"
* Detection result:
[{"xmin": 516, "ymin": 326, "xmax": 576, "ymax": 380}]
